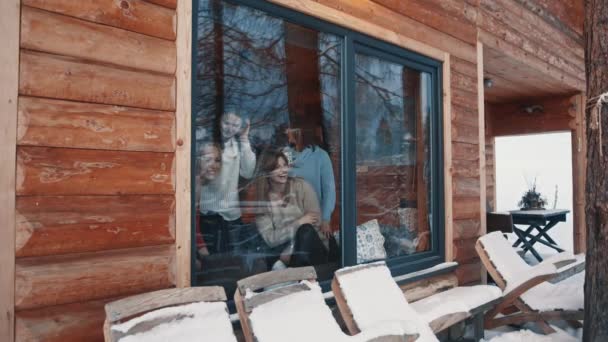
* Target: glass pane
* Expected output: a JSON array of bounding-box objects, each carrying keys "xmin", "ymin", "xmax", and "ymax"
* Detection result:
[
  {"xmin": 193, "ymin": 0, "xmax": 342, "ymax": 294},
  {"xmin": 354, "ymin": 52, "xmax": 433, "ymax": 263}
]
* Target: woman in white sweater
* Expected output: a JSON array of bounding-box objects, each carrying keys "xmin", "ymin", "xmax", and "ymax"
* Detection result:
[{"xmin": 199, "ymin": 111, "xmax": 256, "ymax": 254}]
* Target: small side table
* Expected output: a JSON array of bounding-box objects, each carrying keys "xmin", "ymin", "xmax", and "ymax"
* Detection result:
[{"xmin": 509, "ymin": 209, "xmax": 569, "ymax": 262}]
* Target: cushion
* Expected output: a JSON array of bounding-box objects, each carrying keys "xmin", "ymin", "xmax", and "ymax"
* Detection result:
[{"xmin": 356, "ymin": 219, "xmax": 387, "ymax": 263}]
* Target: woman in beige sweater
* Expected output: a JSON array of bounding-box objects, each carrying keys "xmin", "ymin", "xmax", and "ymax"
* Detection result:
[{"xmin": 255, "ymin": 149, "xmax": 336, "ymax": 268}]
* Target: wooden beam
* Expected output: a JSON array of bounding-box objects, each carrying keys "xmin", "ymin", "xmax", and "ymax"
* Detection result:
[
  {"xmin": 477, "ymin": 41, "xmax": 487, "ymax": 284},
  {"xmin": 267, "ymin": 0, "xmax": 447, "ymax": 62},
  {"xmin": 22, "ymin": 0, "xmax": 176, "ymax": 41},
  {"xmin": 571, "ymin": 94, "xmax": 586, "ymax": 253},
  {"xmin": 443, "ymin": 54, "xmax": 454, "ymax": 261},
  {"xmin": 174, "ymin": 0, "xmax": 192, "ymax": 288},
  {"xmin": 20, "ymin": 6, "xmax": 176, "ymax": 75},
  {"xmin": 0, "ymin": 0, "xmax": 19, "ymax": 339}
]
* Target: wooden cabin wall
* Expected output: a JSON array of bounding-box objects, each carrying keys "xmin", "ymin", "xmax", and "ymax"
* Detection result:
[
  {"xmin": 4, "ymin": 0, "xmax": 587, "ymax": 340},
  {"xmin": 15, "ymin": 1, "xmax": 178, "ymax": 340}
]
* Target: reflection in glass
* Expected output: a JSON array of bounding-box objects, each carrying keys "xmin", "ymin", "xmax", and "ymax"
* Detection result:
[
  {"xmin": 193, "ymin": 0, "xmax": 341, "ymax": 294},
  {"xmin": 355, "ymin": 53, "xmax": 433, "ymax": 262}
]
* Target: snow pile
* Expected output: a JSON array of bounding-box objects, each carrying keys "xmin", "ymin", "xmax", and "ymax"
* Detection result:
[
  {"xmin": 249, "ymin": 280, "xmax": 411, "ymax": 342},
  {"xmin": 336, "ymin": 263, "xmax": 439, "ymax": 342},
  {"xmin": 411, "ymin": 285, "xmax": 502, "ymax": 323},
  {"xmin": 111, "ymin": 301, "xmax": 236, "ymax": 342},
  {"xmin": 484, "ymin": 329, "xmax": 578, "ymax": 342},
  {"xmin": 479, "ymin": 232, "xmax": 584, "ymax": 311}
]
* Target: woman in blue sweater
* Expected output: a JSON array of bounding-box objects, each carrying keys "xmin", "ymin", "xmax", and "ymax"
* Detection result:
[{"xmin": 282, "ymin": 127, "xmax": 336, "ymax": 238}]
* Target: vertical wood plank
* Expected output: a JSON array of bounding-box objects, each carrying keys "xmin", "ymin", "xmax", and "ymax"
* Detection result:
[
  {"xmin": 571, "ymin": 93, "xmax": 586, "ymax": 253},
  {"xmin": 0, "ymin": 0, "xmax": 20, "ymax": 339},
  {"xmin": 443, "ymin": 53, "xmax": 454, "ymax": 262},
  {"xmin": 476, "ymin": 41, "xmax": 487, "ymax": 284},
  {"xmin": 175, "ymin": 0, "xmax": 192, "ymax": 287}
]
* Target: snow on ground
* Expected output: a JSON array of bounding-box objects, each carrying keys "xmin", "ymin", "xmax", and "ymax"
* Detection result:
[{"xmin": 483, "ymin": 328, "xmax": 579, "ymax": 342}]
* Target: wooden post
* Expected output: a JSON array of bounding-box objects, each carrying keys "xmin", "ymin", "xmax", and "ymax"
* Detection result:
[
  {"xmin": 583, "ymin": 0, "xmax": 608, "ymax": 340},
  {"xmin": 175, "ymin": 0, "xmax": 193, "ymax": 288},
  {"xmin": 477, "ymin": 41, "xmax": 487, "ymax": 284},
  {"xmin": 443, "ymin": 53, "xmax": 454, "ymax": 261},
  {"xmin": 571, "ymin": 94, "xmax": 586, "ymax": 254},
  {"xmin": 0, "ymin": 0, "xmax": 19, "ymax": 340}
]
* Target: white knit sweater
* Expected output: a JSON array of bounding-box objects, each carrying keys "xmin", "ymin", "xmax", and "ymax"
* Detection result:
[{"xmin": 199, "ymin": 138, "xmax": 256, "ymax": 220}]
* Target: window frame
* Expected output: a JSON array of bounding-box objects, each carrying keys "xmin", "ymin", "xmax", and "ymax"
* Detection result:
[{"xmin": 189, "ymin": 0, "xmax": 445, "ymax": 284}]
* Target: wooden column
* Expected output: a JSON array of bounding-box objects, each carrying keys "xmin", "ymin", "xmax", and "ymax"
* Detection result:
[
  {"xmin": 477, "ymin": 41, "xmax": 487, "ymax": 283},
  {"xmin": 0, "ymin": 0, "xmax": 19, "ymax": 339},
  {"xmin": 175, "ymin": 0, "xmax": 192, "ymax": 288},
  {"xmin": 571, "ymin": 94, "xmax": 586, "ymax": 253},
  {"xmin": 443, "ymin": 54, "xmax": 454, "ymax": 261}
]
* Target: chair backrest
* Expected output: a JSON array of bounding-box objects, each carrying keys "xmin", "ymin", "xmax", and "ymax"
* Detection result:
[
  {"xmin": 235, "ymin": 267, "xmax": 318, "ymax": 342},
  {"xmin": 104, "ymin": 287, "xmax": 234, "ymax": 342},
  {"xmin": 476, "ymin": 232, "xmax": 531, "ymax": 290},
  {"xmin": 332, "ymin": 262, "xmax": 438, "ymax": 342}
]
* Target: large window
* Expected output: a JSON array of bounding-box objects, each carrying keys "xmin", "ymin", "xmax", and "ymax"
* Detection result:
[{"xmin": 191, "ymin": 0, "xmax": 443, "ymax": 293}]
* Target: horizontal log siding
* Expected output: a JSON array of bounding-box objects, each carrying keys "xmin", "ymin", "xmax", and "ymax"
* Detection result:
[{"xmin": 15, "ymin": 2, "xmax": 178, "ymax": 340}]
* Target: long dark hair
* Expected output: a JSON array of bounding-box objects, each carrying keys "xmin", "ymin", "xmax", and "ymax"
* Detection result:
[{"xmin": 255, "ymin": 149, "xmax": 291, "ymax": 203}]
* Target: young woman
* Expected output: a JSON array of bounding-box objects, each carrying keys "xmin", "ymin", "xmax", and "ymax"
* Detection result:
[
  {"xmin": 282, "ymin": 127, "xmax": 336, "ymax": 237},
  {"xmin": 255, "ymin": 149, "xmax": 337, "ymax": 268},
  {"xmin": 195, "ymin": 142, "xmax": 222, "ymax": 258},
  {"xmin": 199, "ymin": 111, "xmax": 256, "ymax": 254}
]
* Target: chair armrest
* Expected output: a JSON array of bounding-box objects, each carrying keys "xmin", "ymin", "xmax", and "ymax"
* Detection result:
[
  {"xmin": 550, "ymin": 257, "xmax": 585, "ymax": 284},
  {"xmin": 538, "ymin": 251, "xmax": 576, "ymax": 268}
]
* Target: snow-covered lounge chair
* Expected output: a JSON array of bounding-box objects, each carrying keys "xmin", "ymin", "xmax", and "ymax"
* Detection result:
[
  {"xmin": 103, "ymin": 287, "xmax": 237, "ymax": 342},
  {"xmin": 475, "ymin": 231, "xmax": 585, "ymax": 334},
  {"xmin": 332, "ymin": 262, "xmax": 502, "ymax": 342},
  {"xmin": 234, "ymin": 266, "xmax": 419, "ymax": 342}
]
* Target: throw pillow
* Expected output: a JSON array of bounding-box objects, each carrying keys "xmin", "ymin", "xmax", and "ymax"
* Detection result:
[{"xmin": 356, "ymin": 219, "xmax": 387, "ymax": 263}]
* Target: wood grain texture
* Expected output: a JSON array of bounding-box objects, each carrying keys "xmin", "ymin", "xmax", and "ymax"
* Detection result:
[
  {"xmin": 401, "ymin": 273, "xmax": 458, "ymax": 303},
  {"xmin": 371, "ymin": 0, "xmax": 477, "ymax": 45},
  {"xmin": 23, "ymin": 0, "xmax": 176, "ymax": 40},
  {"xmin": 16, "ymin": 195, "xmax": 175, "ymax": 257},
  {"xmin": 267, "ymin": 0, "xmax": 446, "ymax": 62},
  {"xmin": 476, "ymin": 41, "xmax": 487, "ymax": 284},
  {"xmin": 105, "ymin": 287, "xmax": 226, "ymax": 323},
  {"xmin": 15, "ymin": 245, "xmax": 175, "ymax": 310},
  {"xmin": 16, "ymin": 298, "xmax": 113, "ymax": 342},
  {"xmin": 21, "ymin": 6, "xmax": 176, "ymax": 75},
  {"xmin": 175, "ymin": 0, "xmax": 192, "ymax": 288},
  {"xmin": 145, "ymin": 0, "xmax": 177, "ymax": 10},
  {"xmin": 454, "ymin": 260, "xmax": 482, "ymax": 285},
  {"xmin": 453, "ymin": 197, "xmax": 481, "ymax": 220},
  {"xmin": 0, "ymin": 0, "xmax": 20, "ymax": 339},
  {"xmin": 312, "ymin": 0, "xmax": 474, "ymax": 62},
  {"xmin": 453, "ymin": 238, "xmax": 478, "ymax": 263},
  {"xmin": 17, "ymin": 97, "xmax": 175, "ymax": 152},
  {"xmin": 442, "ymin": 54, "xmax": 453, "ymax": 261},
  {"xmin": 453, "ymin": 219, "xmax": 482, "ymax": 240},
  {"xmin": 19, "ymin": 51, "xmax": 176, "ymax": 111},
  {"xmin": 16, "ymin": 146, "xmax": 175, "ymax": 195}
]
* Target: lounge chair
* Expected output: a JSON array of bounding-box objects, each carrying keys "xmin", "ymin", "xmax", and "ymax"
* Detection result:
[
  {"xmin": 332, "ymin": 262, "xmax": 502, "ymax": 342},
  {"xmin": 475, "ymin": 231, "xmax": 585, "ymax": 334},
  {"xmin": 234, "ymin": 266, "xmax": 418, "ymax": 342},
  {"xmin": 103, "ymin": 287, "xmax": 237, "ymax": 342}
]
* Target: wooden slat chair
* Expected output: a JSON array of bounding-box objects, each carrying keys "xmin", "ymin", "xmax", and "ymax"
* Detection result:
[
  {"xmin": 475, "ymin": 231, "xmax": 585, "ymax": 334},
  {"xmin": 103, "ymin": 287, "xmax": 236, "ymax": 342},
  {"xmin": 332, "ymin": 262, "xmax": 502, "ymax": 342},
  {"xmin": 234, "ymin": 266, "xmax": 418, "ymax": 342}
]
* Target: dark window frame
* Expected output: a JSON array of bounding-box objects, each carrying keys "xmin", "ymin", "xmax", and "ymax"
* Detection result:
[{"xmin": 190, "ymin": 0, "xmax": 445, "ymax": 285}]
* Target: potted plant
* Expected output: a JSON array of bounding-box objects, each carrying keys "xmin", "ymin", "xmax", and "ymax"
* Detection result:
[{"xmin": 518, "ymin": 179, "xmax": 547, "ymax": 210}]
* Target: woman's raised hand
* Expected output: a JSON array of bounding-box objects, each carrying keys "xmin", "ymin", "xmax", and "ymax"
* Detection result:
[{"xmin": 239, "ymin": 119, "xmax": 251, "ymax": 142}]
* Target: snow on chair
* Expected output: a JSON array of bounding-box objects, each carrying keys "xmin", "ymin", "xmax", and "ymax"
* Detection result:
[
  {"xmin": 234, "ymin": 266, "xmax": 419, "ymax": 342},
  {"xmin": 332, "ymin": 262, "xmax": 502, "ymax": 342},
  {"xmin": 103, "ymin": 287, "xmax": 237, "ymax": 342},
  {"xmin": 475, "ymin": 231, "xmax": 585, "ymax": 334}
]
